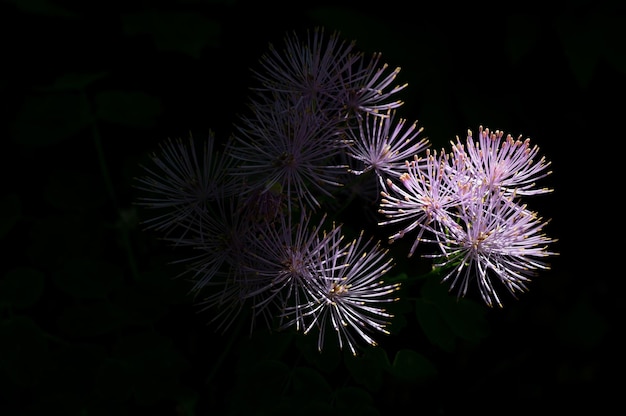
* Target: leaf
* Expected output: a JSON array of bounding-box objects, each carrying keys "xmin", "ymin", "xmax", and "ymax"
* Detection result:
[
  {"xmin": 0, "ymin": 193, "xmax": 21, "ymax": 239},
  {"xmin": 505, "ymin": 14, "xmax": 541, "ymax": 65},
  {"xmin": 390, "ymin": 348, "xmax": 438, "ymax": 382},
  {"xmin": 415, "ymin": 297, "xmax": 456, "ymax": 352},
  {"xmin": 94, "ymin": 90, "xmax": 163, "ymax": 128},
  {"xmin": 121, "ymin": 10, "xmax": 221, "ymax": 58},
  {"xmin": 555, "ymin": 15, "xmax": 602, "ymax": 89},
  {"xmin": 6, "ymin": 0, "xmax": 78, "ymax": 18},
  {"xmin": 10, "ymin": 92, "xmax": 94, "ymax": 147},
  {"xmin": 343, "ymin": 346, "xmax": 390, "ymax": 392},
  {"xmin": 290, "ymin": 366, "xmax": 332, "ymax": 401},
  {"xmin": 0, "ymin": 266, "xmax": 45, "ymax": 309},
  {"xmin": 34, "ymin": 71, "xmax": 109, "ymax": 92},
  {"xmin": 333, "ymin": 386, "xmax": 378, "ymax": 415}
]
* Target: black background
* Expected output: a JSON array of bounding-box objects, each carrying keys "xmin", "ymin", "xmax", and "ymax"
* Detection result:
[{"xmin": 1, "ymin": 0, "xmax": 624, "ymax": 415}]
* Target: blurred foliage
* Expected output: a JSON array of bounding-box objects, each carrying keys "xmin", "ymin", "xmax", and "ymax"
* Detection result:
[{"xmin": 0, "ymin": 0, "xmax": 622, "ymax": 415}]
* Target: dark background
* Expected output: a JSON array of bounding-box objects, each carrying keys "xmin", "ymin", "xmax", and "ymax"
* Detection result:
[{"xmin": 1, "ymin": 0, "xmax": 624, "ymax": 415}]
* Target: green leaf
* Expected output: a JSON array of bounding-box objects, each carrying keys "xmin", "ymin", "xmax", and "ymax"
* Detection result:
[
  {"xmin": 52, "ymin": 257, "xmax": 123, "ymax": 299},
  {"xmin": 6, "ymin": 0, "xmax": 78, "ymax": 18},
  {"xmin": 333, "ymin": 386, "xmax": 378, "ymax": 415},
  {"xmin": 94, "ymin": 90, "xmax": 163, "ymax": 128},
  {"xmin": 0, "ymin": 193, "xmax": 21, "ymax": 239},
  {"xmin": 343, "ymin": 346, "xmax": 390, "ymax": 392},
  {"xmin": 390, "ymin": 348, "xmax": 438, "ymax": 382},
  {"xmin": 415, "ymin": 297, "xmax": 456, "ymax": 352},
  {"xmin": 10, "ymin": 92, "xmax": 94, "ymax": 147},
  {"xmin": 122, "ymin": 11, "xmax": 221, "ymax": 58},
  {"xmin": 0, "ymin": 267, "xmax": 45, "ymax": 309},
  {"xmin": 555, "ymin": 15, "xmax": 602, "ymax": 89},
  {"xmin": 290, "ymin": 366, "xmax": 332, "ymax": 401},
  {"xmin": 34, "ymin": 71, "xmax": 109, "ymax": 92},
  {"xmin": 505, "ymin": 14, "xmax": 541, "ymax": 65}
]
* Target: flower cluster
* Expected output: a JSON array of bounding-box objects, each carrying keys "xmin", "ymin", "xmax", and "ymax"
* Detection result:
[{"xmin": 135, "ymin": 27, "xmax": 557, "ymax": 354}]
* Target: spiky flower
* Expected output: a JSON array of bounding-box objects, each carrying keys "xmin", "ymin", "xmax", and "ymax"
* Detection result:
[
  {"xmin": 378, "ymin": 149, "xmax": 472, "ymax": 257},
  {"xmin": 252, "ymin": 27, "xmax": 358, "ymax": 114},
  {"xmin": 289, "ymin": 228, "xmax": 399, "ymax": 356},
  {"xmin": 426, "ymin": 187, "xmax": 557, "ymax": 307},
  {"xmin": 338, "ymin": 51, "xmax": 407, "ymax": 120},
  {"xmin": 346, "ymin": 109, "xmax": 429, "ymax": 180},
  {"xmin": 134, "ymin": 132, "xmax": 238, "ymax": 243},
  {"xmin": 229, "ymin": 97, "xmax": 348, "ymax": 212},
  {"xmin": 450, "ymin": 126, "xmax": 553, "ymax": 196}
]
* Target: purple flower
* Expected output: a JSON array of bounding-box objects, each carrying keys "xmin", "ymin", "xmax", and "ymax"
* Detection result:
[
  {"xmin": 134, "ymin": 132, "xmax": 238, "ymax": 243},
  {"xmin": 237, "ymin": 211, "xmax": 344, "ymax": 332},
  {"xmin": 346, "ymin": 109, "xmax": 429, "ymax": 179},
  {"xmin": 338, "ymin": 52, "xmax": 407, "ymax": 120},
  {"xmin": 229, "ymin": 97, "xmax": 349, "ymax": 212},
  {"xmin": 252, "ymin": 27, "xmax": 358, "ymax": 114},
  {"xmin": 379, "ymin": 149, "xmax": 471, "ymax": 257},
  {"xmin": 426, "ymin": 187, "xmax": 557, "ymax": 307},
  {"xmin": 451, "ymin": 126, "xmax": 553, "ymax": 196},
  {"xmin": 286, "ymin": 228, "xmax": 399, "ymax": 356}
]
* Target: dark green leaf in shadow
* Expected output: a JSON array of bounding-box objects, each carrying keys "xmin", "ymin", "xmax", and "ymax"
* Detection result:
[
  {"xmin": 56, "ymin": 300, "xmax": 128, "ymax": 337},
  {"xmin": 414, "ymin": 297, "xmax": 455, "ymax": 352},
  {"xmin": 294, "ymin": 331, "xmax": 341, "ymax": 373},
  {"xmin": 121, "ymin": 11, "xmax": 221, "ymax": 58},
  {"xmin": 333, "ymin": 386, "xmax": 378, "ymax": 415},
  {"xmin": 43, "ymin": 169, "xmax": 106, "ymax": 212},
  {"xmin": 94, "ymin": 90, "xmax": 162, "ymax": 128},
  {"xmin": 343, "ymin": 345, "xmax": 390, "ymax": 392},
  {"xmin": 555, "ymin": 15, "xmax": 602, "ymax": 89},
  {"xmin": 0, "ymin": 316, "xmax": 49, "ymax": 387},
  {"xmin": 420, "ymin": 277, "xmax": 490, "ymax": 344},
  {"xmin": 236, "ymin": 328, "xmax": 294, "ymax": 374},
  {"xmin": 601, "ymin": 16, "xmax": 626, "ymax": 75},
  {"xmin": 0, "ymin": 266, "xmax": 45, "ymax": 309},
  {"xmin": 34, "ymin": 71, "xmax": 109, "ymax": 92},
  {"xmin": 290, "ymin": 366, "xmax": 332, "ymax": 401},
  {"xmin": 52, "ymin": 257, "xmax": 123, "ymax": 299},
  {"xmin": 0, "ymin": 193, "xmax": 21, "ymax": 239},
  {"xmin": 11, "ymin": 92, "xmax": 94, "ymax": 147},
  {"xmin": 390, "ymin": 348, "xmax": 438, "ymax": 383},
  {"xmin": 505, "ymin": 14, "xmax": 541, "ymax": 65},
  {"xmin": 230, "ymin": 359, "xmax": 290, "ymax": 413},
  {"xmin": 6, "ymin": 0, "xmax": 78, "ymax": 18}
]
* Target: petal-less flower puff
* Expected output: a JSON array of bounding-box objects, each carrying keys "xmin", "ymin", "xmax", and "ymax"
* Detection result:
[
  {"xmin": 346, "ymin": 109, "xmax": 429, "ymax": 180},
  {"xmin": 290, "ymin": 228, "xmax": 399, "ymax": 356},
  {"xmin": 426, "ymin": 187, "xmax": 557, "ymax": 308},
  {"xmin": 134, "ymin": 132, "xmax": 239, "ymax": 244},
  {"xmin": 229, "ymin": 96, "xmax": 349, "ymax": 212},
  {"xmin": 379, "ymin": 126, "xmax": 557, "ymax": 306}
]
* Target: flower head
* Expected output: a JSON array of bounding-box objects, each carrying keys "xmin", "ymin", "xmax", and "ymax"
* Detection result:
[
  {"xmin": 451, "ymin": 126, "xmax": 553, "ymax": 196},
  {"xmin": 346, "ymin": 109, "xmax": 429, "ymax": 179},
  {"xmin": 134, "ymin": 132, "xmax": 239, "ymax": 243},
  {"xmin": 289, "ymin": 228, "xmax": 399, "ymax": 355},
  {"xmin": 427, "ymin": 187, "xmax": 557, "ymax": 307}
]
